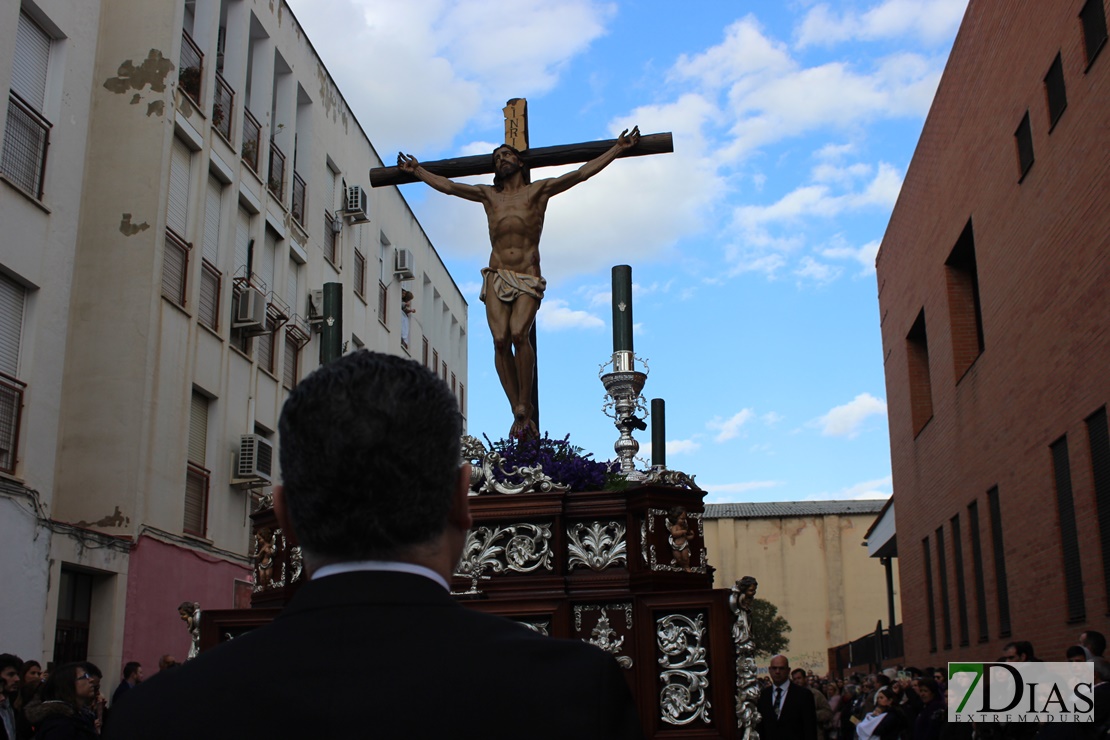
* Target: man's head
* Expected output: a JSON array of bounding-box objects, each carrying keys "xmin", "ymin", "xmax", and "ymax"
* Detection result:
[
  {"xmin": 492, "ymin": 145, "xmax": 530, "ymax": 189},
  {"xmin": 1067, "ymin": 645, "xmax": 1089, "ymax": 662},
  {"xmin": 1003, "ymin": 641, "xmax": 1035, "ymax": 662},
  {"xmin": 158, "ymin": 654, "xmax": 175, "ymax": 671},
  {"xmin": 0, "ymin": 654, "xmax": 21, "ymax": 695},
  {"xmin": 790, "ymin": 668, "xmax": 807, "ymax": 687},
  {"xmin": 768, "ymin": 655, "xmax": 790, "ymax": 686},
  {"xmin": 276, "ymin": 351, "xmax": 468, "ymax": 565},
  {"xmin": 122, "ymin": 661, "xmax": 142, "ymax": 683},
  {"xmin": 1081, "ymin": 631, "xmax": 1106, "ymax": 658}
]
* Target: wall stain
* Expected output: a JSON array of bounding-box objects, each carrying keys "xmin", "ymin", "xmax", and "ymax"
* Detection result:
[
  {"xmin": 76, "ymin": 506, "xmax": 130, "ymax": 528},
  {"xmin": 119, "ymin": 213, "xmax": 150, "ymax": 236},
  {"xmin": 104, "ymin": 49, "xmax": 175, "ymax": 95},
  {"xmin": 130, "ymin": 93, "xmax": 141, "ymax": 105},
  {"xmin": 147, "ymin": 100, "xmax": 165, "ymax": 117}
]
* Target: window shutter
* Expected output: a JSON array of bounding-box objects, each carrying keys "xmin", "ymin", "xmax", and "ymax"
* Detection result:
[
  {"xmin": 0, "ymin": 275, "xmax": 26, "ymax": 377},
  {"xmin": 188, "ymin": 392, "xmax": 208, "ymax": 466},
  {"xmin": 286, "ymin": 259, "xmax": 299, "ymax": 309},
  {"xmin": 13, "ymin": 12, "xmax": 50, "ymax": 112},
  {"xmin": 202, "ymin": 176, "xmax": 222, "ymax": 265},
  {"xmin": 167, "ymin": 138, "xmax": 191, "ymax": 237},
  {"xmin": 235, "ymin": 207, "xmax": 250, "ymax": 275},
  {"xmin": 326, "ymin": 166, "xmax": 337, "ymax": 211},
  {"xmin": 261, "ymin": 229, "xmax": 276, "ymax": 290}
]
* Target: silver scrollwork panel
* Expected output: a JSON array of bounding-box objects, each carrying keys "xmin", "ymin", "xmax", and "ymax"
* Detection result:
[
  {"xmin": 656, "ymin": 613, "xmax": 711, "ymax": 726},
  {"xmin": 453, "ymin": 522, "xmax": 554, "ymax": 593},
  {"xmin": 567, "ymin": 521, "xmax": 627, "ymax": 570}
]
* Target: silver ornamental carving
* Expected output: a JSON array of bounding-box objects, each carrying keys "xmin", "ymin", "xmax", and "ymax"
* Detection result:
[
  {"xmin": 640, "ymin": 466, "xmax": 703, "ymax": 491},
  {"xmin": 518, "ymin": 620, "xmax": 550, "ymax": 636},
  {"xmin": 460, "ymin": 435, "xmax": 570, "ymax": 495},
  {"xmin": 731, "ymin": 577, "xmax": 762, "ymax": 739},
  {"xmin": 656, "ymin": 613, "xmax": 711, "ymax": 726},
  {"xmin": 567, "ymin": 521, "xmax": 627, "ymax": 571},
  {"xmin": 646, "ymin": 508, "xmax": 709, "ymax": 574},
  {"xmin": 575, "ymin": 604, "xmax": 634, "ymax": 670},
  {"xmin": 599, "ymin": 354, "xmax": 650, "ymax": 480},
  {"xmin": 289, "ymin": 545, "xmax": 303, "ymax": 584},
  {"xmin": 454, "ymin": 522, "xmax": 554, "ymax": 592}
]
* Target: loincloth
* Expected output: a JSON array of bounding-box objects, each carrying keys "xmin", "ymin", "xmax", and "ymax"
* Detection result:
[{"xmin": 479, "ymin": 268, "xmax": 546, "ymax": 304}]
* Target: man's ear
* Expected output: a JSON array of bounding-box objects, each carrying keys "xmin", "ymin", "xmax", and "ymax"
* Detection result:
[
  {"xmin": 272, "ymin": 485, "xmax": 299, "ymax": 546},
  {"xmin": 449, "ymin": 464, "xmax": 473, "ymax": 531}
]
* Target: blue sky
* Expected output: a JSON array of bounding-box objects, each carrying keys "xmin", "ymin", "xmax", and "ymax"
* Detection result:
[{"xmin": 285, "ymin": 0, "xmax": 969, "ymax": 503}]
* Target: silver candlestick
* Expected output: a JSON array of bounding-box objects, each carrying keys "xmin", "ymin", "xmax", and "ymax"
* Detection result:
[{"xmin": 600, "ymin": 350, "xmax": 649, "ymax": 480}]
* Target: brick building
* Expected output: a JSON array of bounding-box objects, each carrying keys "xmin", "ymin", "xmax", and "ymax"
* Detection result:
[{"xmin": 877, "ymin": 0, "xmax": 1110, "ymax": 666}]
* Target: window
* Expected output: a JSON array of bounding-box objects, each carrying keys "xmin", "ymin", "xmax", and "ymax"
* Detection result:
[
  {"xmin": 1086, "ymin": 408, "xmax": 1110, "ymax": 605},
  {"xmin": 441, "ymin": 361, "xmax": 448, "ymax": 382},
  {"xmin": 967, "ymin": 500, "xmax": 990, "ymax": 643},
  {"xmin": 432, "ymin": 349, "xmax": 439, "ymax": 374},
  {"xmin": 1050, "ymin": 436, "xmax": 1086, "ymax": 622},
  {"xmin": 231, "ymin": 206, "xmax": 253, "ymax": 353},
  {"xmin": 1015, "ymin": 111, "xmax": 1034, "ymax": 180},
  {"xmin": 1044, "ymin": 53, "xmax": 1067, "ymax": 129},
  {"xmin": 199, "ymin": 175, "xmax": 223, "ymax": 331},
  {"xmin": 459, "ymin": 383, "xmax": 465, "ymax": 415},
  {"xmin": 163, "ymin": 138, "xmax": 193, "ymax": 307},
  {"xmin": 0, "ymin": 275, "xmax": 27, "ymax": 475},
  {"xmin": 283, "ymin": 260, "xmax": 305, "ymax": 390},
  {"xmin": 906, "ymin": 310, "xmax": 933, "ymax": 436},
  {"xmin": 923, "ymin": 537, "xmax": 938, "ymax": 652},
  {"xmin": 378, "ymin": 281, "xmax": 388, "ymax": 324},
  {"xmin": 53, "ymin": 569, "xmax": 93, "ymax": 664},
  {"xmin": 945, "ymin": 220, "xmax": 984, "ymax": 380},
  {"xmin": 950, "ymin": 514, "xmax": 969, "ymax": 647},
  {"xmin": 353, "ymin": 249, "xmax": 366, "ymax": 298},
  {"xmin": 323, "ymin": 163, "xmax": 340, "ymax": 265},
  {"xmin": 186, "ymin": 391, "xmax": 210, "ymax": 537},
  {"xmin": 1080, "ymin": 0, "xmax": 1108, "ymax": 68},
  {"xmin": 451, "ymin": 372, "xmax": 456, "ymax": 396},
  {"xmin": 1, "ymin": 11, "xmax": 53, "ymax": 200},
  {"xmin": 255, "ymin": 229, "xmax": 277, "ymax": 373},
  {"xmin": 422, "ymin": 337, "xmax": 429, "ymax": 367},
  {"xmin": 935, "ymin": 525, "xmax": 952, "ymax": 650},
  {"xmin": 179, "ymin": 21, "xmax": 204, "ymax": 105},
  {"xmin": 987, "ymin": 486, "xmax": 1012, "ymax": 636}
]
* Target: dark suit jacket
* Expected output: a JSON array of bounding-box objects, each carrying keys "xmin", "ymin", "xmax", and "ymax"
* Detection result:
[
  {"xmin": 757, "ymin": 682, "xmax": 818, "ymax": 740},
  {"xmin": 104, "ymin": 571, "xmax": 642, "ymax": 739}
]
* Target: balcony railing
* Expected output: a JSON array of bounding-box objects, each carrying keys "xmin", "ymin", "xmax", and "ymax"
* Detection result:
[
  {"xmin": 212, "ymin": 71, "xmax": 234, "ymax": 141},
  {"xmin": 0, "ymin": 373, "xmax": 26, "ymax": 475},
  {"xmin": 1, "ymin": 92, "xmax": 51, "ymax": 200},
  {"xmin": 268, "ymin": 138, "xmax": 285, "ymax": 201},
  {"xmin": 162, "ymin": 228, "xmax": 191, "ymax": 307},
  {"xmin": 179, "ymin": 30, "xmax": 204, "ymax": 106},
  {"xmin": 242, "ymin": 107, "xmax": 261, "ymax": 172},
  {"xmin": 198, "ymin": 259, "xmax": 221, "ymax": 330},
  {"xmin": 291, "ymin": 171, "xmax": 306, "ymax": 226}
]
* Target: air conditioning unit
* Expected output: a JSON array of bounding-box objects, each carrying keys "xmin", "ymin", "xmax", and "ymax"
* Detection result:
[
  {"xmin": 345, "ymin": 185, "xmax": 370, "ymax": 224},
  {"xmin": 394, "ymin": 248, "xmax": 415, "ymax": 279},
  {"xmin": 233, "ymin": 286, "xmax": 267, "ymax": 329},
  {"xmin": 237, "ymin": 434, "xmax": 274, "ymax": 482}
]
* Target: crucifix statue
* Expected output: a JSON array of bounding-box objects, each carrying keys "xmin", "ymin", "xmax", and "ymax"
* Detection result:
[{"xmin": 371, "ymin": 100, "xmax": 672, "ymax": 437}]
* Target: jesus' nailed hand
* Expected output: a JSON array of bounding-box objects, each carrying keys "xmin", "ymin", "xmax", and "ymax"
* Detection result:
[{"xmin": 397, "ymin": 126, "xmax": 640, "ymax": 438}]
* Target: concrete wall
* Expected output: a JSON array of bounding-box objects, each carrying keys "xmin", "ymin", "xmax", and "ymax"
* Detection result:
[{"xmin": 704, "ymin": 511, "xmax": 899, "ymax": 673}]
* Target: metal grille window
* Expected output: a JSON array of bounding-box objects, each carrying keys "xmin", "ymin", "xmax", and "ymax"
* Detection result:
[
  {"xmin": 242, "ymin": 107, "xmax": 261, "ymax": 172},
  {"xmin": 987, "ymin": 486, "xmax": 1012, "ymax": 636},
  {"xmin": 185, "ymin": 392, "xmax": 210, "ymax": 536},
  {"xmin": 179, "ymin": 29, "xmax": 203, "ymax": 105},
  {"xmin": 1051, "ymin": 436, "xmax": 1086, "ymax": 622},
  {"xmin": 268, "ymin": 138, "xmax": 285, "ymax": 201},
  {"xmin": 212, "ymin": 71, "xmax": 234, "ymax": 141},
  {"xmin": 2, "ymin": 12, "xmax": 53, "ymax": 200}
]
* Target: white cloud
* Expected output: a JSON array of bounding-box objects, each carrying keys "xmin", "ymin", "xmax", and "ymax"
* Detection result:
[
  {"xmin": 804, "ymin": 475, "xmax": 893, "ymax": 501},
  {"xmin": 814, "ymin": 393, "xmax": 888, "ymax": 438},
  {"xmin": 702, "ymin": 480, "xmax": 783, "ymax": 503},
  {"xmin": 796, "ymin": 0, "xmax": 968, "ymax": 49},
  {"xmin": 822, "ymin": 239, "xmax": 881, "ymax": 275},
  {"xmin": 536, "ymin": 299, "xmax": 604, "ymax": 331},
  {"xmin": 707, "ymin": 409, "xmax": 755, "ymax": 442},
  {"xmin": 761, "ymin": 412, "xmax": 784, "ymax": 426},
  {"xmin": 640, "ymin": 438, "xmax": 702, "ymax": 459}
]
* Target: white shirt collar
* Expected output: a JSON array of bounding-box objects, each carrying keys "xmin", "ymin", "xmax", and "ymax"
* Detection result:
[{"xmin": 310, "ymin": 560, "xmax": 450, "ymax": 592}]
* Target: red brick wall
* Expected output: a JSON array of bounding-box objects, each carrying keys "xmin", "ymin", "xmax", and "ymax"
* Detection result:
[{"xmin": 876, "ymin": 0, "xmax": 1110, "ymax": 667}]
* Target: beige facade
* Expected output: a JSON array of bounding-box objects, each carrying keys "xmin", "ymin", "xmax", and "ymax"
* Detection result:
[
  {"xmin": 703, "ymin": 500, "xmax": 898, "ymax": 674},
  {"xmin": 0, "ymin": 0, "xmax": 466, "ymax": 683}
]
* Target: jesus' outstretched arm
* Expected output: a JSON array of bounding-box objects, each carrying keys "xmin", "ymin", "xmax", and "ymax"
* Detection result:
[{"xmin": 396, "ymin": 152, "xmax": 486, "ymax": 202}]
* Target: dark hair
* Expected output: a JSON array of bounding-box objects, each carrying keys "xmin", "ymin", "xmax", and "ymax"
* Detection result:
[
  {"xmin": 791, "ymin": 668, "xmax": 806, "ymax": 679},
  {"xmin": 1067, "ymin": 645, "xmax": 1088, "ymax": 660},
  {"xmin": 40, "ymin": 662, "xmax": 83, "ymax": 706},
  {"xmin": 933, "ymin": 666, "xmax": 946, "ymax": 679},
  {"xmin": 874, "ymin": 673, "xmax": 891, "ymax": 687},
  {"xmin": 122, "ymin": 662, "xmax": 141, "ymax": 680},
  {"xmin": 78, "ymin": 661, "xmax": 101, "ymax": 679},
  {"xmin": 492, "ymin": 144, "xmax": 530, "ymax": 190},
  {"xmin": 917, "ymin": 678, "xmax": 941, "ymax": 700},
  {"xmin": 1084, "ymin": 631, "xmax": 1106, "ymax": 657},
  {"xmin": 20, "ymin": 660, "xmax": 40, "ymax": 678},
  {"xmin": 1005, "ymin": 641, "xmax": 1035, "ymax": 660},
  {"xmin": 876, "ymin": 686, "xmax": 897, "ymax": 708},
  {"xmin": 0, "ymin": 654, "xmax": 22, "ymax": 675},
  {"xmin": 278, "ymin": 351, "xmax": 463, "ymax": 560}
]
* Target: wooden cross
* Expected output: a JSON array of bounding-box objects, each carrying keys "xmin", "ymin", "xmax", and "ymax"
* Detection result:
[{"xmin": 369, "ymin": 100, "xmax": 673, "ymax": 434}]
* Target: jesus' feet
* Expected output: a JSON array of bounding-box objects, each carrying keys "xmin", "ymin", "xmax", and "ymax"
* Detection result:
[{"xmin": 510, "ymin": 405, "xmax": 538, "ymax": 439}]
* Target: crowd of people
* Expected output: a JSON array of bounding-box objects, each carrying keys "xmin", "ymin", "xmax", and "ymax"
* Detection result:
[{"xmin": 755, "ymin": 632, "xmax": 1109, "ymax": 740}]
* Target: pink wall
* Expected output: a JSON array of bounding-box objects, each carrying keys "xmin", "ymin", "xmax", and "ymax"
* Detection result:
[{"xmin": 122, "ymin": 536, "xmax": 250, "ymax": 675}]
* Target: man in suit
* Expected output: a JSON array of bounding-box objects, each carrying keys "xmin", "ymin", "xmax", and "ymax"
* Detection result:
[
  {"xmin": 106, "ymin": 351, "xmax": 642, "ymax": 739},
  {"xmin": 757, "ymin": 654, "xmax": 817, "ymax": 740}
]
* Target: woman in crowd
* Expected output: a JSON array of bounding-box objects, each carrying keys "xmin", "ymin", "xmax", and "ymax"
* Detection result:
[
  {"xmin": 854, "ymin": 686, "xmax": 906, "ymax": 740},
  {"xmin": 911, "ymin": 678, "xmax": 945, "ymax": 740},
  {"xmin": 825, "ymin": 681, "xmax": 842, "ymax": 740},
  {"xmin": 26, "ymin": 663, "xmax": 97, "ymax": 739},
  {"xmin": 15, "ymin": 660, "xmax": 43, "ymax": 739}
]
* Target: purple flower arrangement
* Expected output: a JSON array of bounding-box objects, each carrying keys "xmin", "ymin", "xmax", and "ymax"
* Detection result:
[{"xmin": 483, "ymin": 432, "xmax": 617, "ymax": 493}]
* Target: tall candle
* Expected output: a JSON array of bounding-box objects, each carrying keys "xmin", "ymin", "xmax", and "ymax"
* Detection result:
[
  {"xmin": 612, "ymin": 265, "xmax": 633, "ymax": 354},
  {"xmin": 651, "ymin": 398, "xmax": 665, "ymax": 468}
]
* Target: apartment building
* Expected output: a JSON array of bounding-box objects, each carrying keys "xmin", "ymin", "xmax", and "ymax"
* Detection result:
[
  {"xmin": 877, "ymin": 0, "xmax": 1109, "ymax": 665},
  {"xmin": 0, "ymin": 0, "xmax": 467, "ymax": 684}
]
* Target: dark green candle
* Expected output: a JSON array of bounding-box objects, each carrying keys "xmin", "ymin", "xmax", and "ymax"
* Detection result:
[
  {"xmin": 651, "ymin": 398, "xmax": 665, "ymax": 468},
  {"xmin": 612, "ymin": 265, "xmax": 633, "ymax": 353}
]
